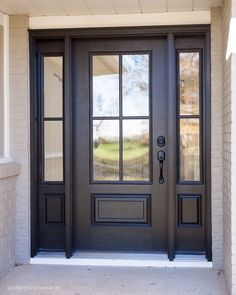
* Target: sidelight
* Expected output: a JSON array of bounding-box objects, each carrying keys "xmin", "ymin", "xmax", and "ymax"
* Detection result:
[
  {"xmin": 92, "ymin": 53, "xmax": 150, "ymax": 182},
  {"xmin": 179, "ymin": 52, "xmax": 200, "ymax": 116},
  {"xmin": 179, "ymin": 119, "xmax": 200, "ymax": 181},
  {"xmin": 44, "ymin": 121, "xmax": 63, "ymax": 182},
  {"xmin": 43, "ymin": 56, "xmax": 64, "ymax": 182},
  {"xmin": 44, "ymin": 56, "xmax": 63, "ymax": 118},
  {"xmin": 178, "ymin": 51, "xmax": 201, "ymax": 182}
]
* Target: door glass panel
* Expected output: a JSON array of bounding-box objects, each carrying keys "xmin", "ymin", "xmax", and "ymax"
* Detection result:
[
  {"xmin": 122, "ymin": 54, "xmax": 149, "ymax": 116},
  {"xmin": 179, "ymin": 52, "xmax": 200, "ymax": 115},
  {"xmin": 123, "ymin": 119, "xmax": 149, "ymax": 181},
  {"xmin": 179, "ymin": 119, "xmax": 200, "ymax": 181},
  {"xmin": 93, "ymin": 120, "xmax": 119, "ymax": 180},
  {"xmin": 44, "ymin": 121, "xmax": 63, "ymax": 181},
  {"xmin": 44, "ymin": 56, "xmax": 63, "ymax": 118},
  {"xmin": 93, "ymin": 55, "xmax": 119, "ymax": 117}
]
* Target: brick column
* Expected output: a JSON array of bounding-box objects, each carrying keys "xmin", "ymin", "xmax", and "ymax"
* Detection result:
[
  {"xmin": 211, "ymin": 8, "xmax": 224, "ymax": 270},
  {"xmin": 9, "ymin": 16, "xmax": 30, "ymax": 263},
  {"xmin": 0, "ymin": 163, "xmax": 20, "ymax": 279}
]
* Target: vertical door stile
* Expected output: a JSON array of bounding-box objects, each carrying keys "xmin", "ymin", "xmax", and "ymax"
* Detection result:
[
  {"xmin": 205, "ymin": 31, "xmax": 212, "ymax": 261},
  {"xmin": 65, "ymin": 36, "xmax": 73, "ymax": 258},
  {"xmin": 167, "ymin": 33, "xmax": 176, "ymax": 261}
]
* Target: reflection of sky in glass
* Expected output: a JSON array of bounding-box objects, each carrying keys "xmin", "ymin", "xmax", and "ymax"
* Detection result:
[
  {"xmin": 92, "ymin": 54, "xmax": 149, "ymax": 117},
  {"xmin": 93, "ymin": 120, "xmax": 119, "ymax": 141},
  {"xmin": 123, "ymin": 119, "xmax": 149, "ymax": 138},
  {"xmin": 93, "ymin": 55, "xmax": 119, "ymax": 117},
  {"xmin": 123, "ymin": 54, "xmax": 149, "ymax": 116}
]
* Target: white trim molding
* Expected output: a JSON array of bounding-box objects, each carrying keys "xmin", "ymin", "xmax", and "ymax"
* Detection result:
[
  {"xmin": 3, "ymin": 14, "xmax": 9, "ymax": 160},
  {"xmin": 0, "ymin": 11, "xmax": 10, "ymax": 162},
  {"xmin": 31, "ymin": 252, "xmax": 212, "ymax": 268},
  {"xmin": 226, "ymin": 17, "xmax": 236, "ymax": 59},
  {"xmin": 29, "ymin": 11, "xmax": 210, "ymax": 30}
]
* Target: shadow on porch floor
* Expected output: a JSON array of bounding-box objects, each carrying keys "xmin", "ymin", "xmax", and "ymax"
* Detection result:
[{"xmin": 0, "ymin": 264, "xmax": 228, "ymax": 295}]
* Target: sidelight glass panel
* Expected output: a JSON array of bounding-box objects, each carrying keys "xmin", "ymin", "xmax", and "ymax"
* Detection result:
[
  {"xmin": 179, "ymin": 52, "xmax": 200, "ymax": 116},
  {"xmin": 93, "ymin": 55, "xmax": 119, "ymax": 117},
  {"xmin": 179, "ymin": 119, "xmax": 200, "ymax": 181},
  {"xmin": 44, "ymin": 121, "xmax": 63, "ymax": 181},
  {"xmin": 44, "ymin": 56, "xmax": 63, "ymax": 118},
  {"xmin": 93, "ymin": 120, "xmax": 119, "ymax": 180},
  {"xmin": 122, "ymin": 54, "xmax": 149, "ymax": 116},
  {"xmin": 123, "ymin": 119, "xmax": 149, "ymax": 181}
]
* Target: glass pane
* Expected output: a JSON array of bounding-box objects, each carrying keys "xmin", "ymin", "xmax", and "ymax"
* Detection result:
[
  {"xmin": 93, "ymin": 120, "xmax": 119, "ymax": 180},
  {"xmin": 44, "ymin": 56, "xmax": 63, "ymax": 118},
  {"xmin": 179, "ymin": 52, "xmax": 200, "ymax": 115},
  {"xmin": 44, "ymin": 121, "xmax": 63, "ymax": 181},
  {"xmin": 180, "ymin": 119, "xmax": 200, "ymax": 181},
  {"xmin": 93, "ymin": 55, "xmax": 119, "ymax": 117},
  {"xmin": 123, "ymin": 119, "xmax": 149, "ymax": 181},
  {"xmin": 122, "ymin": 54, "xmax": 149, "ymax": 116}
]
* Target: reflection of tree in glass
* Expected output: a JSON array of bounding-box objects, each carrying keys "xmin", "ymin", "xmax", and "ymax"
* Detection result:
[
  {"xmin": 93, "ymin": 120, "xmax": 119, "ymax": 180},
  {"xmin": 123, "ymin": 120, "xmax": 149, "ymax": 181},
  {"xmin": 123, "ymin": 54, "xmax": 149, "ymax": 116},
  {"xmin": 179, "ymin": 52, "xmax": 199, "ymax": 115},
  {"xmin": 180, "ymin": 119, "xmax": 200, "ymax": 181},
  {"xmin": 93, "ymin": 120, "xmax": 103, "ymax": 148}
]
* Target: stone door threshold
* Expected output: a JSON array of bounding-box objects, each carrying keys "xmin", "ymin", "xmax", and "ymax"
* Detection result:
[{"xmin": 30, "ymin": 252, "xmax": 212, "ymax": 268}]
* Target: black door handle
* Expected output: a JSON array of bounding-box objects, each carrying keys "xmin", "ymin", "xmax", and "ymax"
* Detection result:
[{"xmin": 157, "ymin": 150, "xmax": 165, "ymax": 184}]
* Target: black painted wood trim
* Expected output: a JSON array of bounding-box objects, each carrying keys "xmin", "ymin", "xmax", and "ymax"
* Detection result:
[
  {"xmin": 29, "ymin": 25, "xmax": 210, "ymax": 39},
  {"xmin": 30, "ymin": 35, "xmax": 37, "ymax": 257}
]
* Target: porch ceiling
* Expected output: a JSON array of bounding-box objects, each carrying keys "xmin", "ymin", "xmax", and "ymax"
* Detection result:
[{"xmin": 0, "ymin": 0, "xmax": 223, "ymax": 16}]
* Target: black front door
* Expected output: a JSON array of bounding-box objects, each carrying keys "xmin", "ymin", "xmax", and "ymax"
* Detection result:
[
  {"xmin": 74, "ymin": 38, "xmax": 168, "ymax": 251},
  {"xmin": 31, "ymin": 27, "xmax": 211, "ymax": 259}
]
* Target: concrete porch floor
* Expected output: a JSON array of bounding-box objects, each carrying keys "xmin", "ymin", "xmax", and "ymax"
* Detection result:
[{"xmin": 0, "ymin": 264, "xmax": 228, "ymax": 295}]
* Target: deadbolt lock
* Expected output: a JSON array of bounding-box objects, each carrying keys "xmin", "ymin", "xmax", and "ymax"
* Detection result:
[{"xmin": 157, "ymin": 136, "xmax": 165, "ymax": 147}]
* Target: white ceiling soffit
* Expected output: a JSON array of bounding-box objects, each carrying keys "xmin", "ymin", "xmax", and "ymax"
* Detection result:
[
  {"xmin": 29, "ymin": 11, "xmax": 211, "ymax": 29},
  {"xmin": 0, "ymin": 0, "xmax": 223, "ymax": 16}
]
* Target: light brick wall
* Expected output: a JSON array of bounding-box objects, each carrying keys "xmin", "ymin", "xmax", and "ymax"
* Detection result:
[
  {"xmin": 211, "ymin": 8, "xmax": 224, "ymax": 270},
  {"xmin": 221, "ymin": 0, "xmax": 236, "ymax": 294},
  {"xmin": 232, "ymin": 50, "xmax": 236, "ymax": 294},
  {"xmin": 0, "ymin": 163, "xmax": 20, "ymax": 279},
  {"xmin": 9, "ymin": 15, "xmax": 30, "ymax": 263},
  {"xmin": 231, "ymin": 3, "xmax": 236, "ymax": 294}
]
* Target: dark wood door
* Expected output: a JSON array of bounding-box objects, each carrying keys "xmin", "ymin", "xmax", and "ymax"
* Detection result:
[{"xmin": 73, "ymin": 38, "xmax": 168, "ymax": 251}]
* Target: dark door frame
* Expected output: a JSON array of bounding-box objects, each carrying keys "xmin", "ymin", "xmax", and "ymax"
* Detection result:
[{"xmin": 30, "ymin": 25, "xmax": 211, "ymax": 260}]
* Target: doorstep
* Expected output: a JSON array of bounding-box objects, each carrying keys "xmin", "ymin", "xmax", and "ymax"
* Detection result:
[{"xmin": 30, "ymin": 252, "xmax": 212, "ymax": 268}]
